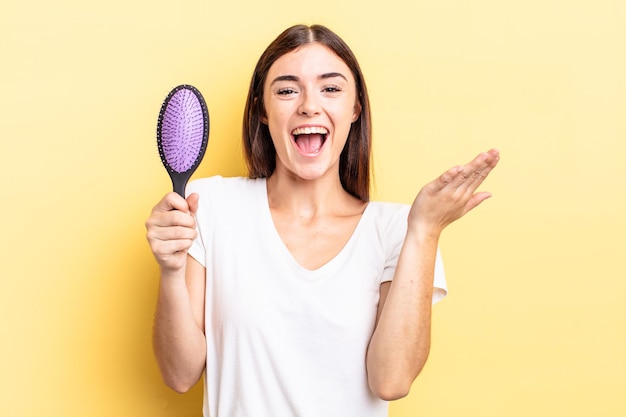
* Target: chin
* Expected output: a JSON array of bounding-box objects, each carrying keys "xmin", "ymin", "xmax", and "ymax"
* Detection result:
[{"xmin": 296, "ymin": 165, "xmax": 337, "ymax": 182}]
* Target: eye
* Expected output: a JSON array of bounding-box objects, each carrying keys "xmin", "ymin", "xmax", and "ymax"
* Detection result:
[
  {"xmin": 322, "ymin": 85, "xmax": 342, "ymax": 93},
  {"xmin": 277, "ymin": 88, "xmax": 297, "ymax": 95}
]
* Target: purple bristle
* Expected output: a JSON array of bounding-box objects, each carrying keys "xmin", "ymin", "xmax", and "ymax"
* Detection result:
[{"xmin": 160, "ymin": 88, "xmax": 205, "ymax": 173}]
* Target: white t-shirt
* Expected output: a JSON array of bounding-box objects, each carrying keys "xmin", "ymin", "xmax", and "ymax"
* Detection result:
[{"xmin": 187, "ymin": 176, "xmax": 447, "ymax": 417}]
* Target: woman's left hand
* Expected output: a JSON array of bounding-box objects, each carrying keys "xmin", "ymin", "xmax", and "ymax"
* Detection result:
[{"xmin": 409, "ymin": 148, "xmax": 500, "ymax": 236}]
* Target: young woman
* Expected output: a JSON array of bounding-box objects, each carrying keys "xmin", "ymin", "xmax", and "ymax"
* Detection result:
[{"xmin": 146, "ymin": 24, "xmax": 499, "ymax": 417}]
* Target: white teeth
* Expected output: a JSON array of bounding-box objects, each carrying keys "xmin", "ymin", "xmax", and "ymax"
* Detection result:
[{"xmin": 291, "ymin": 126, "xmax": 328, "ymax": 136}]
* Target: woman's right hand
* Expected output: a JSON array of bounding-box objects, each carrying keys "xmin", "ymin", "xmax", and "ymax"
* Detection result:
[{"xmin": 145, "ymin": 192, "xmax": 199, "ymax": 273}]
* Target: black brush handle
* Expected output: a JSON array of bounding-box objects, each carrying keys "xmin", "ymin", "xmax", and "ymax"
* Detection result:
[{"xmin": 171, "ymin": 172, "xmax": 192, "ymax": 197}]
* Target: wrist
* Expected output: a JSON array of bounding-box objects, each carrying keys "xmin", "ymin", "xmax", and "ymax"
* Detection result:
[
  {"xmin": 406, "ymin": 220, "xmax": 443, "ymax": 244},
  {"xmin": 159, "ymin": 264, "xmax": 187, "ymax": 282}
]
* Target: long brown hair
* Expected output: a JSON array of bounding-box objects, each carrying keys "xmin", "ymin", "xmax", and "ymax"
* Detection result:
[{"xmin": 242, "ymin": 24, "xmax": 372, "ymax": 201}]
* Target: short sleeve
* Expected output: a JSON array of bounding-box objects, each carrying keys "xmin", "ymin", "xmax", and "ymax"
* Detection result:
[
  {"xmin": 381, "ymin": 204, "xmax": 448, "ymax": 304},
  {"xmin": 432, "ymin": 249, "xmax": 447, "ymax": 304},
  {"xmin": 187, "ymin": 227, "xmax": 206, "ymax": 267},
  {"xmin": 185, "ymin": 176, "xmax": 223, "ymax": 268}
]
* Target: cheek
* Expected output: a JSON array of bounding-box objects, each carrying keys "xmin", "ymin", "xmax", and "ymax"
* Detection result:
[
  {"xmin": 264, "ymin": 101, "xmax": 288, "ymax": 126},
  {"xmin": 335, "ymin": 106, "xmax": 357, "ymax": 132},
  {"xmin": 266, "ymin": 113, "xmax": 287, "ymax": 137},
  {"xmin": 267, "ymin": 120, "xmax": 292, "ymax": 153}
]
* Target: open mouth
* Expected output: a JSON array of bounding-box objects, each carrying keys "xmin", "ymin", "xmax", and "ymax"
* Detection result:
[{"xmin": 291, "ymin": 126, "xmax": 328, "ymax": 155}]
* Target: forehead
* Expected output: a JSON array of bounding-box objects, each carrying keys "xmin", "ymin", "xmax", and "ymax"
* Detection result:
[{"xmin": 267, "ymin": 42, "xmax": 354, "ymax": 81}]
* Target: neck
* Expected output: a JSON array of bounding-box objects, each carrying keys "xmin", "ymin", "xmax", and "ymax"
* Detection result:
[{"xmin": 266, "ymin": 169, "xmax": 357, "ymax": 219}]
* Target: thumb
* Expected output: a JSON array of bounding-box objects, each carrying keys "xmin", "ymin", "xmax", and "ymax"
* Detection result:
[
  {"xmin": 187, "ymin": 193, "xmax": 200, "ymax": 216},
  {"xmin": 463, "ymin": 191, "xmax": 492, "ymax": 216},
  {"xmin": 155, "ymin": 192, "xmax": 190, "ymax": 213}
]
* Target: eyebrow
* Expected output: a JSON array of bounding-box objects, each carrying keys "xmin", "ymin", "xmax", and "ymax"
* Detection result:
[{"xmin": 270, "ymin": 72, "xmax": 348, "ymax": 85}]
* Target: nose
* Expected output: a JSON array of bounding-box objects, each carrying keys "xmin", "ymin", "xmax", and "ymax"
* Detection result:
[{"xmin": 298, "ymin": 91, "xmax": 321, "ymax": 116}]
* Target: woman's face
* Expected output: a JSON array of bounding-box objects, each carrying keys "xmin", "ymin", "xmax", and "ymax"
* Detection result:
[{"xmin": 262, "ymin": 42, "xmax": 361, "ymax": 182}]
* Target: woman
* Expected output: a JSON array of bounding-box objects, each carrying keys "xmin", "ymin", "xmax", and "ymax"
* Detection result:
[{"xmin": 146, "ymin": 24, "xmax": 499, "ymax": 417}]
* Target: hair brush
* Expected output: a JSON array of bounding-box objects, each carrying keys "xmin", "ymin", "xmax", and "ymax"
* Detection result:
[{"xmin": 156, "ymin": 84, "xmax": 209, "ymax": 197}]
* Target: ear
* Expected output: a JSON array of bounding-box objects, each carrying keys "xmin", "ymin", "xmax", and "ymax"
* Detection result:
[{"xmin": 351, "ymin": 100, "xmax": 362, "ymax": 123}]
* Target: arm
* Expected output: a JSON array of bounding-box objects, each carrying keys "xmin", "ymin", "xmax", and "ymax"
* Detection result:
[
  {"xmin": 366, "ymin": 149, "xmax": 500, "ymax": 400},
  {"xmin": 146, "ymin": 192, "xmax": 207, "ymax": 393}
]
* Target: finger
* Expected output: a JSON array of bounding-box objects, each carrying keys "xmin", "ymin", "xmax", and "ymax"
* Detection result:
[
  {"xmin": 154, "ymin": 192, "xmax": 191, "ymax": 214},
  {"xmin": 433, "ymin": 149, "xmax": 500, "ymax": 191},
  {"xmin": 463, "ymin": 166, "xmax": 491, "ymax": 189},
  {"xmin": 147, "ymin": 209, "xmax": 196, "ymax": 229},
  {"xmin": 151, "ymin": 239, "xmax": 195, "ymax": 260},
  {"xmin": 462, "ymin": 149, "xmax": 499, "ymax": 171},
  {"xmin": 436, "ymin": 165, "xmax": 465, "ymax": 189},
  {"xmin": 148, "ymin": 224, "xmax": 197, "ymax": 242},
  {"xmin": 467, "ymin": 149, "xmax": 500, "ymax": 173},
  {"xmin": 160, "ymin": 238, "xmax": 195, "ymax": 253},
  {"xmin": 457, "ymin": 149, "xmax": 500, "ymax": 188}
]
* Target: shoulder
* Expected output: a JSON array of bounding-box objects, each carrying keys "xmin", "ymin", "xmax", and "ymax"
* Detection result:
[
  {"xmin": 365, "ymin": 201, "xmax": 410, "ymax": 225},
  {"xmin": 360, "ymin": 201, "xmax": 410, "ymax": 244},
  {"xmin": 187, "ymin": 176, "xmax": 265, "ymax": 196},
  {"xmin": 187, "ymin": 176, "xmax": 263, "ymax": 236},
  {"xmin": 187, "ymin": 176, "xmax": 267, "ymax": 220}
]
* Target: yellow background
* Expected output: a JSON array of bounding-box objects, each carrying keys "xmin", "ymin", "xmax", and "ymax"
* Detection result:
[{"xmin": 2, "ymin": 0, "xmax": 624, "ymax": 416}]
